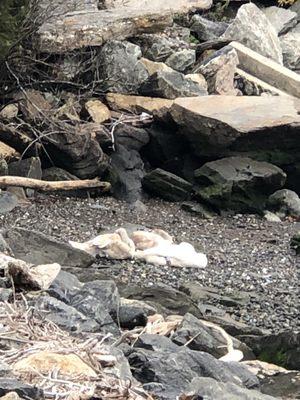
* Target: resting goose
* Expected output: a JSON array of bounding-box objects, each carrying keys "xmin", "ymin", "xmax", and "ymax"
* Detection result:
[
  {"xmin": 135, "ymin": 241, "xmax": 208, "ymax": 268},
  {"xmin": 130, "ymin": 229, "xmax": 173, "ymax": 251},
  {"xmin": 69, "ymin": 228, "xmax": 135, "ymax": 259}
]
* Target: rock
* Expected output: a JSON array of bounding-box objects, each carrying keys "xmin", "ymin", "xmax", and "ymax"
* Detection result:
[
  {"xmin": 93, "ymin": 124, "xmax": 114, "ymax": 152},
  {"xmin": 114, "ymin": 124, "xmax": 150, "ymax": 151},
  {"xmin": 181, "ymin": 201, "xmax": 215, "ymax": 219},
  {"xmin": 106, "ymin": 0, "xmax": 212, "ymax": 12},
  {"xmin": 171, "ymin": 313, "xmax": 246, "ymax": 359},
  {"xmin": 108, "ymin": 144, "xmax": 145, "ymax": 202},
  {"xmin": 0, "ymin": 143, "xmax": 19, "ymax": 161},
  {"xmin": 263, "ymin": 6, "xmax": 297, "ymax": 35},
  {"xmin": 7, "ymin": 259, "xmax": 61, "ymax": 291},
  {"xmin": 34, "ymin": 294, "xmax": 101, "ymax": 333},
  {"xmin": 14, "ymin": 351, "xmax": 97, "ymax": 378},
  {"xmin": 230, "ymin": 41, "xmax": 300, "ymax": 98},
  {"xmin": 290, "ymin": 232, "xmax": 300, "ymax": 254},
  {"xmin": 48, "ymin": 270, "xmax": 83, "ymax": 303},
  {"xmin": 3, "ymin": 228, "xmax": 94, "ymax": 268},
  {"xmin": 0, "ymin": 233, "xmax": 11, "ymax": 255},
  {"xmin": 118, "ymin": 285, "xmax": 202, "ymax": 318},
  {"xmin": 180, "ymin": 377, "xmax": 277, "ymax": 400},
  {"xmin": 134, "ymin": 333, "xmax": 180, "ymax": 353},
  {"xmin": 0, "ymin": 104, "xmax": 18, "ymax": 120},
  {"xmin": 96, "ymin": 41, "xmax": 149, "ymax": 94},
  {"xmin": 240, "ymin": 331, "xmax": 300, "ymax": 370},
  {"xmin": 190, "ymin": 15, "xmax": 228, "ymax": 41},
  {"xmin": 139, "ymin": 71, "xmax": 208, "ymax": 99},
  {"xmin": 8, "ymin": 157, "xmax": 42, "ymax": 197},
  {"xmin": 84, "ymin": 99, "xmax": 111, "ymax": 123},
  {"xmin": 129, "ymin": 346, "xmax": 259, "ymax": 399},
  {"xmin": 106, "ymin": 93, "xmax": 173, "ymax": 114},
  {"xmin": 185, "ymin": 73, "xmax": 208, "ymax": 91},
  {"xmin": 140, "ymin": 57, "xmax": 173, "ymax": 75},
  {"xmin": 54, "ymin": 96, "xmax": 81, "ymax": 121},
  {"xmin": 143, "ymin": 168, "xmax": 193, "ymax": 201},
  {"xmin": 43, "ymin": 123, "xmax": 108, "ymax": 179},
  {"xmin": 132, "ymin": 34, "xmax": 173, "ymax": 62},
  {"xmin": 0, "ymin": 393, "xmax": 20, "ymax": 400},
  {"xmin": 121, "ymin": 297, "xmax": 157, "ymax": 316},
  {"xmin": 15, "ymin": 89, "xmax": 52, "ymax": 121},
  {"xmin": 195, "ymin": 45, "xmax": 239, "ymax": 95},
  {"xmin": 260, "ymin": 370, "xmax": 300, "ymax": 399},
  {"xmin": 113, "ymin": 305, "xmax": 148, "ymax": 329},
  {"xmin": 165, "ymin": 50, "xmax": 196, "ymax": 73},
  {"xmin": 267, "ymin": 189, "xmax": 300, "ymax": 217},
  {"xmin": 169, "ymin": 96, "xmax": 300, "ymax": 158},
  {"xmin": 0, "ymin": 192, "xmax": 18, "ymax": 214},
  {"xmin": 222, "ymin": 3, "xmax": 283, "ymax": 64},
  {"xmin": 280, "ymin": 31, "xmax": 300, "ymax": 72},
  {"xmin": 0, "ymin": 289, "xmax": 12, "ymax": 302},
  {"xmin": 0, "ymin": 378, "xmax": 43, "ymax": 399},
  {"xmin": 194, "ymin": 157, "xmax": 286, "ymax": 213},
  {"xmin": 42, "ymin": 167, "xmax": 79, "ymax": 182},
  {"xmin": 290, "ymin": 0, "xmax": 300, "ymax": 20},
  {"xmin": 263, "ymin": 211, "xmax": 282, "ymax": 223},
  {"xmin": 0, "ymin": 363, "xmax": 12, "ymax": 378}
]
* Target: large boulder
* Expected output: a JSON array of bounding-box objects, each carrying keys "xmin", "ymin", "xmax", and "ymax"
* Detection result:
[
  {"xmin": 96, "ymin": 41, "xmax": 149, "ymax": 94},
  {"xmin": 267, "ymin": 189, "xmax": 300, "ymax": 217},
  {"xmin": 181, "ymin": 377, "xmax": 277, "ymax": 400},
  {"xmin": 263, "ymin": 6, "xmax": 297, "ymax": 35},
  {"xmin": 2, "ymin": 228, "xmax": 94, "ymax": 268},
  {"xmin": 169, "ymin": 96, "xmax": 300, "ymax": 159},
  {"xmin": 280, "ymin": 31, "xmax": 300, "ymax": 72},
  {"xmin": 194, "ymin": 157, "xmax": 286, "ymax": 212},
  {"xmin": 142, "ymin": 168, "xmax": 193, "ymax": 201},
  {"xmin": 222, "ymin": 3, "xmax": 283, "ymax": 64}
]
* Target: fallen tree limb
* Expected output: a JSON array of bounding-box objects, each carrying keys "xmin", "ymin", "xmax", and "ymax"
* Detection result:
[{"xmin": 0, "ymin": 176, "xmax": 111, "ymax": 192}]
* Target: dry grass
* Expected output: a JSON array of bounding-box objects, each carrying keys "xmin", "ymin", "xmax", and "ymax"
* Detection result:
[{"xmin": 0, "ymin": 295, "xmax": 153, "ymax": 400}]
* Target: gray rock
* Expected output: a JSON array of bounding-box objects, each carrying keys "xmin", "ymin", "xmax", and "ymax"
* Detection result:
[
  {"xmin": 195, "ymin": 45, "xmax": 239, "ymax": 95},
  {"xmin": 240, "ymin": 331, "xmax": 300, "ymax": 370},
  {"xmin": 143, "ymin": 168, "xmax": 193, "ymax": 202},
  {"xmin": 182, "ymin": 377, "xmax": 277, "ymax": 400},
  {"xmin": 190, "ymin": 15, "xmax": 228, "ymax": 41},
  {"xmin": 0, "ymin": 288, "xmax": 12, "ymax": 302},
  {"xmin": 263, "ymin": 6, "xmax": 298, "ymax": 35},
  {"xmin": 97, "ymin": 40, "xmax": 149, "ymax": 94},
  {"xmin": 8, "ymin": 156, "xmax": 42, "ymax": 197},
  {"xmin": 165, "ymin": 50, "xmax": 196, "ymax": 73},
  {"xmin": 222, "ymin": 3, "xmax": 283, "ymax": 64},
  {"xmin": 194, "ymin": 157, "xmax": 286, "ymax": 213},
  {"xmin": 42, "ymin": 167, "xmax": 79, "ymax": 181},
  {"xmin": 113, "ymin": 305, "xmax": 148, "ymax": 329},
  {"xmin": 108, "ymin": 144, "xmax": 145, "ymax": 202},
  {"xmin": 118, "ymin": 284, "xmax": 202, "ymax": 318},
  {"xmin": 280, "ymin": 31, "xmax": 300, "ymax": 72},
  {"xmin": 132, "ymin": 34, "xmax": 174, "ymax": 62},
  {"xmin": 0, "ymin": 362, "xmax": 11, "ymax": 378},
  {"xmin": 260, "ymin": 370, "xmax": 300, "ymax": 399},
  {"xmin": 139, "ymin": 70, "xmax": 207, "ymax": 99},
  {"xmin": 0, "ymin": 191, "xmax": 18, "ymax": 214},
  {"xmin": 290, "ymin": 0, "xmax": 300, "ymax": 20},
  {"xmin": 34, "ymin": 295, "xmax": 101, "ymax": 334},
  {"xmin": 48, "ymin": 270, "xmax": 83, "ymax": 303},
  {"xmin": 128, "ymin": 346, "xmax": 259, "ymax": 398},
  {"xmin": 134, "ymin": 333, "xmax": 179, "ymax": 353},
  {"xmin": 0, "ymin": 378, "xmax": 43, "ymax": 399},
  {"xmin": 114, "ymin": 123, "xmax": 150, "ymax": 151},
  {"xmin": 267, "ymin": 189, "xmax": 300, "ymax": 217},
  {"xmin": 171, "ymin": 313, "xmax": 248, "ymax": 359},
  {"xmin": 3, "ymin": 228, "xmax": 94, "ymax": 267},
  {"xmin": 263, "ymin": 210, "xmax": 282, "ymax": 223}
]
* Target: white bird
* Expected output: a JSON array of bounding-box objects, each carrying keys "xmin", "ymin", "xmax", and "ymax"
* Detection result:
[
  {"xmin": 130, "ymin": 229, "xmax": 173, "ymax": 250},
  {"xmin": 69, "ymin": 228, "xmax": 135, "ymax": 260},
  {"xmin": 135, "ymin": 241, "xmax": 208, "ymax": 268}
]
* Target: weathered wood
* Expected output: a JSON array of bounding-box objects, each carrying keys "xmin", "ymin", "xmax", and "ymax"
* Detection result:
[{"xmin": 0, "ymin": 176, "xmax": 111, "ymax": 192}]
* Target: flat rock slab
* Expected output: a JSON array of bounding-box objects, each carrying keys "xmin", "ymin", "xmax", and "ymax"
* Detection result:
[
  {"xmin": 2, "ymin": 228, "xmax": 94, "ymax": 268},
  {"xmin": 38, "ymin": 0, "xmax": 211, "ymax": 53},
  {"xmin": 169, "ymin": 96, "xmax": 300, "ymax": 156}
]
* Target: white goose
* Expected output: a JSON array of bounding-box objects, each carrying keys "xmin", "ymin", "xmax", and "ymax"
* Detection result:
[
  {"xmin": 69, "ymin": 228, "xmax": 135, "ymax": 260},
  {"xmin": 135, "ymin": 241, "xmax": 208, "ymax": 268},
  {"xmin": 130, "ymin": 229, "xmax": 173, "ymax": 250}
]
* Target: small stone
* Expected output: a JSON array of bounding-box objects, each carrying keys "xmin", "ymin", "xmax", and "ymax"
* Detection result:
[
  {"xmin": 264, "ymin": 211, "xmax": 282, "ymax": 223},
  {"xmin": 85, "ymin": 99, "xmax": 111, "ymax": 123},
  {"xmin": 165, "ymin": 50, "xmax": 196, "ymax": 73},
  {"xmin": 0, "ymin": 104, "xmax": 18, "ymax": 120}
]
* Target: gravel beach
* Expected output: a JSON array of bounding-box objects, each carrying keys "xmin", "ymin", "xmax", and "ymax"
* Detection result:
[{"xmin": 1, "ymin": 194, "xmax": 299, "ymax": 334}]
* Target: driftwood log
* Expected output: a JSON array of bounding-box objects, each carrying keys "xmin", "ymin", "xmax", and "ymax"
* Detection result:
[{"xmin": 0, "ymin": 176, "xmax": 111, "ymax": 192}]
